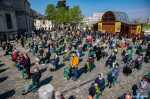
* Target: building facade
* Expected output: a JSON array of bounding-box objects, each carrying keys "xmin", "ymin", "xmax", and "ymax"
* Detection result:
[
  {"xmin": 132, "ymin": 19, "xmax": 147, "ymax": 24},
  {"xmin": 82, "ymin": 13, "xmax": 104, "ymax": 25},
  {"xmin": 147, "ymin": 18, "xmax": 150, "ymax": 25},
  {"xmin": 0, "ymin": 0, "xmax": 34, "ymax": 37},
  {"xmin": 33, "ymin": 11, "xmax": 52, "ymax": 30},
  {"xmin": 93, "ymin": 11, "xmax": 141, "ymax": 38}
]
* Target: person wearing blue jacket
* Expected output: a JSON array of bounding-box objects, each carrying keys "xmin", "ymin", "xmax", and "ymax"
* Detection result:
[{"xmin": 106, "ymin": 63, "xmax": 120, "ymax": 88}]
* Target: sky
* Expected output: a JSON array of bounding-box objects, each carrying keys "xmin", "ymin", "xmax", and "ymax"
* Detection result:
[{"xmin": 28, "ymin": 0, "xmax": 150, "ymax": 20}]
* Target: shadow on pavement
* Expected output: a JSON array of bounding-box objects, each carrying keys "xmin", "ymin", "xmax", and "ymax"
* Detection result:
[
  {"xmin": 40, "ymin": 67, "xmax": 47, "ymax": 74},
  {"xmin": 40, "ymin": 76, "xmax": 53, "ymax": 86},
  {"xmin": 0, "ymin": 76, "xmax": 9, "ymax": 83},
  {"xmin": 0, "ymin": 68, "xmax": 9, "ymax": 73},
  {"xmin": 0, "ymin": 64, "xmax": 5, "ymax": 67},
  {"xmin": 0, "ymin": 89, "xmax": 15, "ymax": 99}
]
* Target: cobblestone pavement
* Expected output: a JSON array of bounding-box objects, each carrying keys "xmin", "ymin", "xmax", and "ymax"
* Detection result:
[{"xmin": 0, "ymin": 35, "xmax": 149, "ymax": 99}]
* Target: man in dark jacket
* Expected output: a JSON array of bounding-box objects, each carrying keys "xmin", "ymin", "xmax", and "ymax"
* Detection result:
[
  {"xmin": 105, "ymin": 52, "xmax": 116, "ymax": 68},
  {"xmin": 22, "ymin": 67, "xmax": 41, "ymax": 95},
  {"xmin": 38, "ymin": 50, "xmax": 51, "ymax": 65},
  {"xmin": 22, "ymin": 53, "xmax": 31, "ymax": 79},
  {"xmin": 54, "ymin": 54, "xmax": 59, "ymax": 69}
]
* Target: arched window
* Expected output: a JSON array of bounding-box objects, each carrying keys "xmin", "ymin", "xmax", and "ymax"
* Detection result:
[{"xmin": 103, "ymin": 13, "xmax": 115, "ymax": 22}]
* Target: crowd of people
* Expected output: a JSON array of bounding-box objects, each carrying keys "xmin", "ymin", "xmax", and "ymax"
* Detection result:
[{"xmin": 1, "ymin": 29, "xmax": 150, "ymax": 99}]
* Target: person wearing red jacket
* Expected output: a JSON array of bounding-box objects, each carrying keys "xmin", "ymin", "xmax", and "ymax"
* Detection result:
[
  {"xmin": 12, "ymin": 51, "xmax": 19, "ymax": 61},
  {"xmin": 16, "ymin": 53, "xmax": 25, "ymax": 68},
  {"xmin": 89, "ymin": 37, "xmax": 93, "ymax": 43}
]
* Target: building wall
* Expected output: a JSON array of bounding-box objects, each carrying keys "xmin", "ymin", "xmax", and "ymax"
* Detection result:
[
  {"xmin": 0, "ymin": 10, "xmax": 18, "ymax": 35},
  {"xmin": 0, "ymin": 0, "xmax": 34, "ymax": 37},
  {"xmin": 102, "ymin": 24, "xmax": 115, "ymax": 33},
  {"xmin": 12, "ymin": 0, "xmax": 25, "ymax": 11},
  {"xmin": 34, "ymin": 19, "xmax": 52, "ymax": 30}
]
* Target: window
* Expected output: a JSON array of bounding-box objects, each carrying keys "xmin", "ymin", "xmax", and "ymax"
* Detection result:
[
  {"xmin": 5, "ymin": 13, "xmax": 12, "ymax": 29},
  {"xmin": 103, "ymin": 13, "xmax": 115, "ymax": 22}
]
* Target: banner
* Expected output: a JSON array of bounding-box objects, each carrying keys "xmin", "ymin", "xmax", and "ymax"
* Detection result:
[
  {"xmin": 115, "ymin": 22, "xmax": 121, "ymax": 32},
  {"xmin": 98, "ymin": 22, "xmax": 102, "ymax": 31},
  {"xmin": 136, "ymin": 25, "xmax": 141, "ymax": 34}
]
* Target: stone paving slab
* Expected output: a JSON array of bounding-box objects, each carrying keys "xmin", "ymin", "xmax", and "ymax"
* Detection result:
[{"xmin": 0, "ymin": 36, "xmax": 149, "ymax": 99}]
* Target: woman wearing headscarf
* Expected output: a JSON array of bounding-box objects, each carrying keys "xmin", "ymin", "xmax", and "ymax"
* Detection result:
[
  {"xmin": 88, "ymin": 73, "xmax": 105, "ymax": 98},
  {"xmin": 136, "ymin": 76, "xmax": 150, "ymax": 99},
  {"xmin": 94, "ymin": 73, "xmax": 105, "ymax": 90}
]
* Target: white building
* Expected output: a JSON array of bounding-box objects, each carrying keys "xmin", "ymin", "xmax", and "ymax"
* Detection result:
[
  {"xmin": 132, "ymin": 19, "xmax": 147, "ymax": 24},
  {"xmin": 33, "ymin": 11, "xmax": 52, "ymax": 30},
  {"xmin": 92, "ymin": 13, "xmax": 103, "ymax": 23},
  {"xmin": 83, "ymin": 16, "xmax": 93, "ymax": 25},
  {"xmin": 147, "ymin": 18, "xmax": 150, "ymax": 25},
  {"xmin": 82, "ymin": 13, "xmax": 104, "ymax": 25},
  {"xmin": 0, "ymin": 0, "xmax": 34, "ymax": 37}
]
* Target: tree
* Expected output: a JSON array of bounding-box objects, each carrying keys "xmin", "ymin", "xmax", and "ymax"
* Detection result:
[
  {"xmin": 54, "ymin": 7, "xmax": 66, "ymax": 25},
  {"xmin": 56, "ymin": 0, "xmax": 69, "ymax": 10},
  {"xmin": 64, "ymin": 10, "xmax": 73, "ymax": 25},
  {"xmin": 70, "ymin": 5, "xmax": 84, "ymax": 29},
  {"xmin": 45, "ymin": 4, "xmax": 57, "ymax": 29}
]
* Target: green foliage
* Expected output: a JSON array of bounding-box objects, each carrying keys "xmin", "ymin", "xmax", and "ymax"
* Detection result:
[
  {"xmin": 70, "ymin": 5, "xmax": 84, "ymax": 24},
  {"xmin": 56, "ymin": 0, "xmax": 69, "ymax": 10},
  {"xmin": 45, "ymin": 1, "xmax": 84, "ymax": 28},
  {"xmin": 142, "ymin": 25, "xmax": 150, "ymax": 31},
  {"xmin": 64, "ymin": 10, "xmax": 73, "ymax": 24},
  {"xmin": 45, "ymin": 4, "xmax": 57, "ymax": 21},
  {"xmin": 54, "ymin": 7, "xmax": 66, "ymax": 24}
]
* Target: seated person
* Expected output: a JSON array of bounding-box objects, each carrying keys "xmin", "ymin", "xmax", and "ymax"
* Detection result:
[
  {"xmin": 88, "ymin": 83, "xmax": 99, "ymax": 98},
  {"xmin": 38, "ymin": 50, "xmax": 51, "ymax": 65},
  {"xmin": 4, "ymin": 46, "xmax": 9, "ymax": 56},
  {"xmin": 82, "ymin": 43, "xmax": 87, "ymax": 51},
  {"xmin": 136, "ymin": 76, "xmax": 150, "ymax": 99},
  {"xmin": 144, "ymin": 49, "xmax": 150, "ymax": 63},
  {"xmin": 16, "ymin": 53, "xmax": 25, "ymax": 68},
  {"xmin": 123, "ymin": 58, "xmax": 135, "ymax": 76},
  {"xmin": 94, "ymin": 73, "xmax": 105, "ymax": 90},
  {"xmin": 61, "ymin": 44, "xmax": 66, "ymax": 51},
  {"xmin": 136, "ymin": 44, "xmax": 142, "ymax": 55},
  {"xmin": 39, "ymin": 48, "xmax": 44, "ymax": 56},
  {"xmin": 50, "ymin": 54, "xmax": 59, "ymax": 71},
  {"xmin": 54, "ymin": 91, "xmax": 65, "ymax": 99},
  {"xmin": 93, "ymin": 45, "xmax": 97, "ymax": 52},
  {"xmin": 74, "ymin": 41, "xmax": 80, "ymax": 49},
  {"xmin": 12, "ymin": 50, "xmax": 19, "ymax": 62},
  {"xmin": 106, "ymin": 63, "xmax": 120, "ymax": 88},
  {"xmin": 63, "ymin": 51, "xmax": 70, "ymax": 62},
  {"xmin": 104, "ymin": 47, "xmax": 109, "ymax": 57},
  {"xmin": 68, "ymin": 44, "xmax": 72, "ymax": 50},
  {"xmin": 77, "ymin": 45, "xmax": 82, "ymax": 53},
  {"xmin": 35, "ymin": 45, "xmax": 38, "ymax": 53},
  {"xmin": 119, "ymin": 93, "xmax": 132, "ymax": 99},
  {"xmin": 50, "ymin": 44, "xmax": 55, "ymax": 53},
  {"xmin": 22, "ymin": 67, "xmax": 41, "ymax": 95},
  {"xmin": 88, "ymin": 73, "xmax": 105, "ymax": 98},
  {"xmin": 84, "ymin": 54, "xmax": 94, "ymax": 73},
  {"xmin": 100, "ymin": 46, "xmax": 105, "ymax": 58},
  {"xmin": 122, "ymin": 53, "xmax": 128, "ymax": 64},
  {"xmin": 31, "ymin": 42, "xmax": 34, "ymax": 49},
  {"xmin": 135, "ymin": 54, "xmax": 144, "ymax": 69},
  {"xmin": 113, "ymin": 46, "xmax": 118, "ymax": 54},
  {"xmin": 76, "ymin": 49, "xmax": 80, "ymax": 58},
  {"xmin": 105, "ymin": 52, "xmax": 116, "ymax": 68}
]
